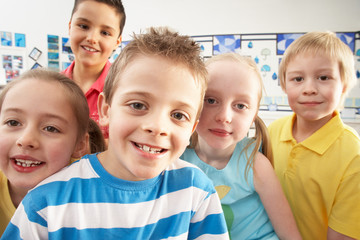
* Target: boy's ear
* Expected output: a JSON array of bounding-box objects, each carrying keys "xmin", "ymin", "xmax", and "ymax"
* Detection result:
[
  {"xmin": 72, "ymin": 134, "xmax": 89, "ymax": 159},
  {"xmin": 116, "ymin": 35, "xmax": 122, "ymax": 49},
  {"xmin": 68, "ymin": 21, "xmax": 72, "ymax": 35},
  {"xmin": 98, "ymin": 92, "xmax": 110, "ymax": 128},
  {"xmin": 191, "ymin": 120, "xmax": 199, "ymax": 134}
]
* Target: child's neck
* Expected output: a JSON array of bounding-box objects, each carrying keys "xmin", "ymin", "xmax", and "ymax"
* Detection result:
[
  {"xmin": 72, "ymin": 62, "xmax": 105, "ymax": 94},
  {"xmin": 8, "ymin": 181, "xmax": 28, "ymax": 208},
  {"xmin": 195, "ymin": 142, "xmax": 235, "ymax": 170},
  {"xmin": 293, "ymin": 113, "xmax": 334, "ymax": 143}
]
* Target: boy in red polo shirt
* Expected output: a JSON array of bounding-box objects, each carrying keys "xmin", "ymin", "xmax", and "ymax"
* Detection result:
[{"xmin": 63, "ymin": 0, "xmax": 126, "ymax": 139}]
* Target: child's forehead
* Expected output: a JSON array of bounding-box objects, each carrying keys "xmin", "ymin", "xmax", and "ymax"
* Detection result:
[
  {"xmin": 114, "ymin": 55, "xmax": 201, "ymax": 99},
  {"xmin": 9, "ymin": 78, "xmax": 63, "ymax": 96},
  {"xmin": 123, "ymin": 54, "xmax": 194, "ymax": 78}
]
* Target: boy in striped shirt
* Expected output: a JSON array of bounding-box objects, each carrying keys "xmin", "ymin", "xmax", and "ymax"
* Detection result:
[{"xmin": 2, "ymin": 27, "xmax": 229, "ymax": 240}]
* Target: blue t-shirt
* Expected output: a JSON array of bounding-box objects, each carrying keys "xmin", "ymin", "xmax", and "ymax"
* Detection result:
[
  {"xmin": 182, "ymin": 137, "xmax": 278, "ymax": 240},
  {"xmin": 2, "ymin": 154, "xmax": 229, "ymax": 240}
]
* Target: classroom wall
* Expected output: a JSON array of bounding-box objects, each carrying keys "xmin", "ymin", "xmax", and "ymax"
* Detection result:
[
  {"xmin": 1, "ymin": 0, "xmax": 359, "ymax": 74},
  {"xmin": 1, "ymin": 0, "xmax": 360, "ymax": 133}
]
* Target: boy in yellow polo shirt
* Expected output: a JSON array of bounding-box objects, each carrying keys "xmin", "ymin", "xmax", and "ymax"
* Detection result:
[{"xmin": 268, "ymin": 31, "xmax": 360, "ymax": 239}]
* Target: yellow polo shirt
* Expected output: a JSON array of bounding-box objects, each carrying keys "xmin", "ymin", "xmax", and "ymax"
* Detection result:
[
  {"xmin": 268, "ymin": 111, "xmax": 360, "ymax": 239},
  {"xmin": 0, "ymin": 171, "xmax": 16, "ymax": 236}
]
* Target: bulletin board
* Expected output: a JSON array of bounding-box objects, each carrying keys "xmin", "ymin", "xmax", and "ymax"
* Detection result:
[
  {"xmin": 191, "ymin": 31, "xmax": 360, "ymax": 112},
  {"xmin": 0, "ymin": 31, "xmax": 27, "ymax": 86}
]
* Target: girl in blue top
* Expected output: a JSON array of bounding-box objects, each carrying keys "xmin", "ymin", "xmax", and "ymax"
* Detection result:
[{"xmin": 182, "ymin": 53, "xmax": 301, "ymax": 240}]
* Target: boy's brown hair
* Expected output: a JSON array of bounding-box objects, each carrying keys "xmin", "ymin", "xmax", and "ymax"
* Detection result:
[
  {"xmin": 278, "ymin": 31, "xmax": 357, "ymax": 109},
  {"xmin": 71, "ymin": 0, "xmax": 126, "ymax": 36},
  {"xmin": 0, "ymin": 69, "xmax": 89, "ymax": 142},
  {"xmin": 103, "ymin": 26, "xmax": 208, "ymax": 119}
]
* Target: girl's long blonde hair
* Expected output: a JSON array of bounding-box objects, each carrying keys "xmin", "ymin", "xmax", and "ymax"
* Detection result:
[{"xmin": 190, "ymin": 53, "xmax": 273, "ymax": 180}]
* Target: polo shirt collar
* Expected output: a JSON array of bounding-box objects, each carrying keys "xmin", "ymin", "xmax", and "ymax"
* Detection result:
[
  {"xmin": 91, "ymin": 61, "xmax": 111, "ymax": 93},
  {"xmin": 281, "ymin": 111, "xmax": 344, "ymax": 155},
  {"xmin": 63, "ymin": 61, "xmax": 111, "ymax": 94}
]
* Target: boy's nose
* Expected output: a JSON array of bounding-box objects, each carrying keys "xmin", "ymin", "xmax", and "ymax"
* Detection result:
[
  {"xmin": 303, "ymin": 79, "xmax": 318, "ymax": 95},
  {"xmin": 142, "ymin": 113, "xmax": 169, "ymax": 137},
  {"xmin": 16, "ymin": 128, "xmax": 39, "ymax": 149},
  {"xmin": 86, "ymin": 30, "xmax": 98, "ymax": 44}
]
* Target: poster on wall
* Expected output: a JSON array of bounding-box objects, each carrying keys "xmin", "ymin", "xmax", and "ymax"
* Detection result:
[
  {"xmin": 13, "ymin": 56, "xmax": 23, "ymax": 69},
  {"xmin": 213, "ymin": 35, "xmax": 241, "ymax": 55},
  {"xmin": 62, "ymin": 37, "xmax": 72, "ymax": 54},
  {"xmin": 14, "ymin": 33, "xmax": 26, "ymax": 47},
  {"xmin": 48, "ymin": 35, "xmax": 59, "ymax": 71},
  {"xmin": 2, "ymin": 55, "xmax": 12, "ymax": 70},
  {"xmin": 1, "ymin": 31, "xmax": 12, "ymax": 46},
  {"xmin": 276, "ymin": 33, "xmax": 304, "ymax": 55},
  {"xmin": 29, "ymin": 47, "xmax": 42, "ymax": 61}
]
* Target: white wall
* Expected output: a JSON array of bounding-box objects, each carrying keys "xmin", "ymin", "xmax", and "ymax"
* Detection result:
[
  {"xmin": 1, "ymin": 0, "xmax": 359, "ymax": 66},
  {"xmin": 0, "ymin": 0, "xmax": 359, "ymax": 81},
  {"xmin": 1, "ymin": 0, "xmax": 360, "ymax": 131}
]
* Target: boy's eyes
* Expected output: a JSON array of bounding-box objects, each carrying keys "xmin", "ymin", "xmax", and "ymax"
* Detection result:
[
  {"xmin": 128, "ymin": 102, "xmax": 190, "ymax": 122},
  {"xmin": 78, "ymin": 24, "xmax": 89, "ymax": 30},
  {"xmin": 5, "ymin": 119, "xmax": 21, "ymax": 127},
  {"xmin": 77, "ymin": 24, "xmax": 112, "ymax": 36},
  {"xmin": 292, "ymin": 77, "xmax": 303, "ymax": 82},
  {"xmin": 318, "ymin": 75, "xmax": 329, "ymax": 81},
  {"xmin": 291, "ymin": 75, "xmax": 330, "ymax": 82},
  {"xmin": 171, "ymin": 112, "xmax": 189, "ymax": 122},
  {"xmin": 130, "ymin": 102, "xmax": 147, "ymax": 111}
]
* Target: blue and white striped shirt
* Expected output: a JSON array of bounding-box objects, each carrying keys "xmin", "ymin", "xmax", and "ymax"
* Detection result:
[{"xmin": 2, "ymin": 154, "xmax": 228, "ymax": 240}]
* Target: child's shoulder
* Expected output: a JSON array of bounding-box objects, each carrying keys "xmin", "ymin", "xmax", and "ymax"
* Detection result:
[
  {"xmin": 338, "ymin": 124, "xmax": 360, "ymax": 154},
  {"xmin": 167, "ymin": 158, "xmax": 216, "ymax": 191},
  {"xmin": 268, "ymin": 115, "xmax": 293, "ymax": 141},
  {"xmin": 34, "ymin": 154, "xmax": 95, "ymax": 189},
  {"xmin": 268, "ymin": 114, "xmax": 293, "ymax": 130},
  {"xmin": 343, "ymin": 124, "xmax": 360, "ymax": 140}
]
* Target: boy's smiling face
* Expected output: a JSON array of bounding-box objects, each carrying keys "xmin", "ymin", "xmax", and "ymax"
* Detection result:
[
  {"xmin": 98, "ymin": 55, "xmax": 202, "ymax": 181},
  {"xmin": 68, "ymin": 1, "xmax": 122, "ymax": 68},
  {"xmin": 285, "ymin": 52, "xmax": 344, "ymax": 125}
]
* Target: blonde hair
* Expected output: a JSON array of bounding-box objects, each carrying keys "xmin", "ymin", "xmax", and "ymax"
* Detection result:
[
  {"xmin": 279, "ymin": 31, "xmax": 357, "ymax": 109},
  {"xmin": 103, "ymin": 26, "xmax": 208, "ymax": 119},
  {"xmin": 0, "ymin": 69, "xmax": 89, "ymax": 142},
  {"xmin": 190, "ymin": 53, "xmax": 273, "ymax": 179}
]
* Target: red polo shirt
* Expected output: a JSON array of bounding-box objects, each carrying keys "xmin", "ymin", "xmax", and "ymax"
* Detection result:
[{"xmin": 63, "ymin": 61, "xmax": 110, "ymax": 139}]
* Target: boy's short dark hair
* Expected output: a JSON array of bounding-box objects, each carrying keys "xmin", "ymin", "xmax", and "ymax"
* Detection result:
[
  {"xmin": 103, "ymin": 26, "xmax": 208, "ymax": 119},
  {"xmin": 71, "ymin": 0, "xmax": 126, "ymax": 35}
]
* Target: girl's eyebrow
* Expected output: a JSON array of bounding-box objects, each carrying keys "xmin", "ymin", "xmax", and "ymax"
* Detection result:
[{"xmin": 3, "ymin": 108, "xmax": 70, "ymax": 125}]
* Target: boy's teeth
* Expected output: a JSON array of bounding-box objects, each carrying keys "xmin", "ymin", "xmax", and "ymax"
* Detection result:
[
  {"xmin": 84, "ymin": 46, "xmax": 96, "ymax": 52},
  {"xmin": 138, "ymin": 144, "xmax": 162, "ymax": 154},
  {"xmin": 15, "ymin": 159, "xmax": 41, "ymax": 167}
]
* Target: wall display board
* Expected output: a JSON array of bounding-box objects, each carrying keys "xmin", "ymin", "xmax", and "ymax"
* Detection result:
[
  {"xmin": 0, "ymin": 32, "xmax": 27, "ymax": 85},
  {"xmin": 192, "ymin": 31, "xmax": 360, "ymax": 114},
  {"xmin": 47, "ymin": 35, "xmax": 60, "ymax": 71}
]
